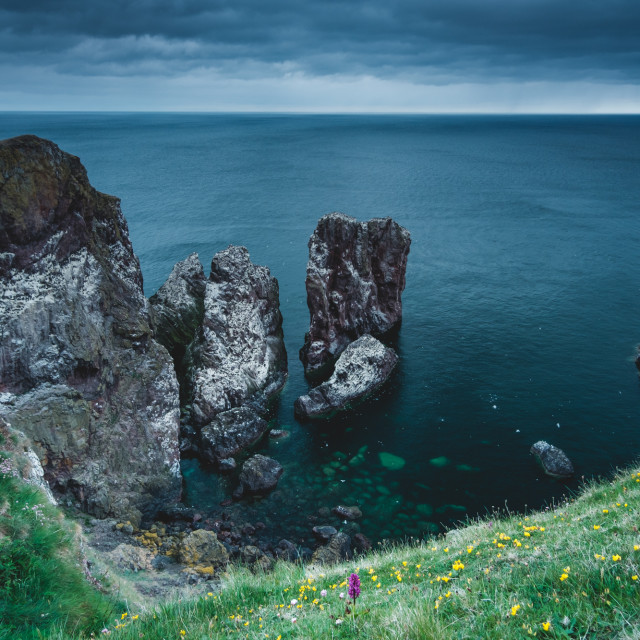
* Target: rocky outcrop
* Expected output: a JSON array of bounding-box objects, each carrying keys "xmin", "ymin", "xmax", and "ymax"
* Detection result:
[
  {"xmin": 200, "ymin": 407, "xmax": 269, "ymax": 468},
  {"xmin": 0, "ymin": 135, "xmax": 181, "ymax": 524},
  {"xmin": 530, "ymin": 441, "xmax": 574, "ymax": 478},
  {"xmin": 300, "ymin": 212, "xmax": 410, "ymax": 377},
  {"xmin": 294, "ymin": 334, "xmax": 398, "ymax": 419},
  {"xmin": 150, "ymin": 246, "xmax": 287, "ymax": 460},
  {"xmin": 233, "ymin": 454, "xmax": 283, "ymax": 498}
]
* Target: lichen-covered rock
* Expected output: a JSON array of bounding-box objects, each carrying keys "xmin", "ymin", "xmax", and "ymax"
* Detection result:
[
  {"xmin": 0, "ymin": 135, "xmax": 181, "ymax": 523},
  {"xmin": 530, "ymin": 440, "xmax": 574, "ymax": 478},
  {"xmin": 191, "ymin": 246, "xmax": 287, "ymax": 425},
  {"xmin": 200, "ymin": 407, "xmax": 269, "ymax": 467},
  {"xmin": 294, "ymin": 334, "xmax": 398, "ymax": 419},
  {"xmin": 178, "ymin": 529, "xmax": 229, "ymax": 568},
  {"xmin": 108, "ymin": 543, "xmax": 154, "ymax": 572},
  {"xmin": 300, "ymin": 212, "xmax": 410, "ymax": 377},
  {"xmin": 311, "ymin": 532, "xmax": 352, "ymax": 565},
  {"xmin": 234, "ymin": 454, "xmax": 283, "ymax": 498}
]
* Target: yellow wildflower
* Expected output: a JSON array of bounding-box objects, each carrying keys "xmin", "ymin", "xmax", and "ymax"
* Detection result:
[
  {"xmin": 612, "ymin": 555, "xmax": 621, "ymax": 562},
  {"xmin": 511, "ymin": 604, "xmax": 521, "ymax": 616},
  {"xmin": 542, "ymin": 621, "xmax": 551, "ymax": 631}
]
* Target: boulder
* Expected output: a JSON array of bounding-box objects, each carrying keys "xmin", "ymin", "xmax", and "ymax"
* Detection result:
[
  {"xmin": 300, "ymin": 212, "xmax": 410, "ymax": 377},
  {"xmin": 311, "ymin": 532, "xmax": 352, "ymax": 565},
  {"xmin": 0, "ymin": 135, "xmax": 181, "ymax": 523},
  {"xmin": 200, "ymin": 407, "xmax": 269, "ymax": 467},
  {"xmin": 241, "ymin": 545, "xmax": 273, "ymax": 571},
  {"xmin": 312, "ymin": 525, "xmax": 338, "ymax": 541},
  {"xmin": 178, "ymin": 529, "xmax": 229, "ymax": 568},
  {"xmin": 294, "ymin": 334, "xmax": 398, "ymax": 419},
  {"xmin": 234, "ymin": 454, "xmax": 283, "ymax": 498},
  {"xmin": 530, "ymin": 441, "xmax": 574, "ymax": 478}
]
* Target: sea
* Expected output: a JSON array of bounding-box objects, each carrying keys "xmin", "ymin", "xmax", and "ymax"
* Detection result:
[{"xmin": 1, "ymin": 113, "xmax": 639, "ymax": 543}]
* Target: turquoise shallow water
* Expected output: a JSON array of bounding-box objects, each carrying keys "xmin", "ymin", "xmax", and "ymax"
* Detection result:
[{"xmin": 2, "ymin": 113, "xmax": 639, "ymax": 542}]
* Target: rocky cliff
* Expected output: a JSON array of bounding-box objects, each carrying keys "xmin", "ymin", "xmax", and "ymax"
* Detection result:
[
  {"xmin": 300, "ymin": 212, "xmax": 410, "ymax": 377},
  {"xmin": 0, "ymin": 135, "xmax": 181, "ymax": 524}
]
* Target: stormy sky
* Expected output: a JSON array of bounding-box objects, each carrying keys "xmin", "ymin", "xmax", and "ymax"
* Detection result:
[{"xmin": 1, "ymin": 0, "xmax": 639, "ymax": 112}]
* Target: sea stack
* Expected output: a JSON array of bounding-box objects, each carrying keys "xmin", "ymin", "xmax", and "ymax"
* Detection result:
[
  {"xmin": 150, "ymin": 245, "xmax": 287, "ymax": 461},
  {"xmin": 300, "ymin": 212, "xmax": 410, "ymax": 378},
  {"xmin": 0, "ymin": 135, "xmax": 181, "ymax": 524}
]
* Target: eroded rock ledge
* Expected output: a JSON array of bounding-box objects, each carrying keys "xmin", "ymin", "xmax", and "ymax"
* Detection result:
[
  {"xmin": 300, "ymin": 212, "xmax": 410, "ymax": 378},
  {"xmin": 0, "ymin": 135, "xmax": 181, "ymax": 524}
]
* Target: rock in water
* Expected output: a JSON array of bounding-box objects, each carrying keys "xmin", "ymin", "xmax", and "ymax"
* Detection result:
[
  {"xmin": 234, "ymin": 454, "xmax": 283, "ymax": 498},
  {"xmin": 300, "ymin": 212, "xmax": 410, "ymax": 377},
  {"xmin": 530, "ymin": 441, "xmax": 574, "ymax": 478},
  {"xmin": 200, "ymin": 407, "xmax": 269, "ymax": 468},
  {"xmin": 294, "ymin": 334, "xmax": 398, "ymax": 419},
  {"xmin": 0, "ymin": 135, "xmax": 181, "ymax": 523}
]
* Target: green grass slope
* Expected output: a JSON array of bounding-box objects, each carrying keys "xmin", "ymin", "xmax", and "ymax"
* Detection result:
[{"xmin": 2, "ymin": 454, "xmax": 640, "ymax": 639}]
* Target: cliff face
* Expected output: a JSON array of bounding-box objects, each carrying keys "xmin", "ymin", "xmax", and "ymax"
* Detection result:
[
  {"xmin": 0, "ymin": 135, "xmax": 181, "ymax": 524},
  {"xmin": 300, "ymin": 212, "xmax": 411, "ymax": 377}
]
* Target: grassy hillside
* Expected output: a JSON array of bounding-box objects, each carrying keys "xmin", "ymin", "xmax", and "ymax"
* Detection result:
[
  {"xmin": 2, "ymin": 449, "xmax": 640, "ymax": 639},
  {"xmin": 0, "ymin": 455, "xmax": 120, "ymax": 639}
]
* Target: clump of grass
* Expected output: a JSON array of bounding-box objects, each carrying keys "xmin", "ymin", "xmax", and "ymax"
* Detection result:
[{"xmin": 0, "ymin": 454, "xmax": 120, "ymax": 639}]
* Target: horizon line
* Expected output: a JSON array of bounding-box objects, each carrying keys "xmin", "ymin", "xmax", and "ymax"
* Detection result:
[{"xmin": 1, "ymin": 109, "xmax": 639, "ymax": 116}]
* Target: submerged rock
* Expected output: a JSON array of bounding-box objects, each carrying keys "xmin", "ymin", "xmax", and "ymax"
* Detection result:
[
  {"xmin": 234, "ymin": 454, "xmax": 283, "ymax": 498},
  {"xmin": 294, "ymin": 334, "xmax": 398, "ymax": 419},
  {"xmin": 530, "ymin": 440, "xmax": 574, "ymax": 478},
  {"xmin": 300, "ymin": 212, "xmax": 410, "ymax": 377},
  {"xmin": 200, "ymin": 407, "xmax": 269, "ymax": 468},
  {"xmin": 0, "ymin": 135, "xmax": 181, "ymax": 523},
  {"xmin": 331, "ymin": 505, "xmax": 363, "ymax": 521}
]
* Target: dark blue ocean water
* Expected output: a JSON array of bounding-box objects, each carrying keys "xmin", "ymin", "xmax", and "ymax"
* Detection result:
[{"xmin": 2, "ymin": 113, "xmax": 639, "ymax": 542}]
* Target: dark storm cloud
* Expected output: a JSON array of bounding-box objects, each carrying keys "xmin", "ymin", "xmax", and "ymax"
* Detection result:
[{"xmin": 1, "ymin": 0, "xmax": 639, "ymax": 82}]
